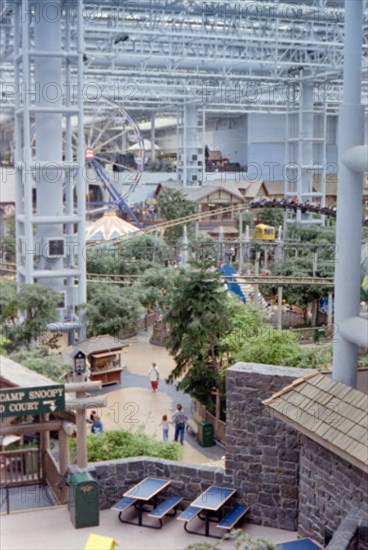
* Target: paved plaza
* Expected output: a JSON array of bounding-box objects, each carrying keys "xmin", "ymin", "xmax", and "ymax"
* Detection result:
[{"xmin": 0, "ymin": 505, "xmax": 298, "ymax": 550}]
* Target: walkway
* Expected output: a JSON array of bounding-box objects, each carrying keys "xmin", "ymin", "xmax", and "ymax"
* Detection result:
[{"xmin": 91, "ymin": 331, "xmax": 224, "ymax": 465}]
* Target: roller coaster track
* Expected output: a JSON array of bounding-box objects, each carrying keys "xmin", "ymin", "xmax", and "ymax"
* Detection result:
[
  {"xmin": 85, "ymin": 272, "xmax": 334, "ymax": 287},
  {"xmin": 86, "ymin": 200, "xmax": 368, "ymax": 248},
  {"xmin": 0, "ymin": 261, "xmax": 334, "ymax": 287}
]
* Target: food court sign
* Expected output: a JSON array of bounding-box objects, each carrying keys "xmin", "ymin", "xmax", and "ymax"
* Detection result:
[{"xmin": 0, "ymin": 385, "xmax": 65, "ymax": 418}]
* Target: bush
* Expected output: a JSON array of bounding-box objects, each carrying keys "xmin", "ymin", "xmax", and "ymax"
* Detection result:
[
  {"xmin": 70, "ymin": 429, "xmax": 183, "ymax": 463},
  {"xmin": 9, "ymin": 348, "xmax": 72, "ymax": 382}
]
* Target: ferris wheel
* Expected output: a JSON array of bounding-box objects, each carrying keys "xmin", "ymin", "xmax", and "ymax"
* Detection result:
[
  {"xmin": 31, "ymin": 96, "xmax": 145, "ymax": 225},
  {"xmin": 79, "ymin": 96, "xmax": 145, "ymax": 224}
]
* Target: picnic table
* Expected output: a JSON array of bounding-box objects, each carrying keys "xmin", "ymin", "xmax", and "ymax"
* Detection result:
[
  {"xmin": 183, "ymin": 486, "xmax": 237, "ymax": 537},
  {"xmin": 114, "ymin": 477, "xmax": 171, "ymax": 528}
]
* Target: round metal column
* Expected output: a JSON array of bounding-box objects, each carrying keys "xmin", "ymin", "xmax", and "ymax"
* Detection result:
[{"xmin": 332, "ymin": 0, "xmax": 364, "ymax": 387}]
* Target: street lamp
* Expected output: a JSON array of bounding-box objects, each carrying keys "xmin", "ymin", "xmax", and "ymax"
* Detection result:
[{"xmin": 72, "ymin": 350, "xmax": 87, "ymax": 378}]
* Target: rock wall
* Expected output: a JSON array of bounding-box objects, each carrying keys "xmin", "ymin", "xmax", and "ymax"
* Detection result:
[
  {"xmin": 225, "ymin": 363, "xmax": 313, "ymax": 530},
  {"xmin": 299, "ymin": 436, "xmax": 368, "ymax": 546},
  {"xmin": 70, "ymin": 458, "xmax": 229, "ymax": 511}
]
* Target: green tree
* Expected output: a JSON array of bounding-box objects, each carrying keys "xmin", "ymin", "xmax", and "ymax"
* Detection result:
[
  {"xmin": 256, "ymin": 207, "xmax": 284, "ymax": 227},
  {"xmin": 2, "ymin": 215, "xmax": 17, "ymax": 263},
  {"xmin": 157, "ymin": 188, "xmax": 195, "ymax": 243},
  {"xmin": 3, "ymin": 284, "xmax": 61, "ymax": 350},
  {"xmin": 84, "ymin": 283, "xmax": 145, "ymax": 337},
  {"xmin": 136, "ymin": 266, "xmax": 175, "ymax": 313},
  {"xmin": 221, "ymin": 301, "xmax": 265, "ymax": 361},
  {"xmin": 234, "ymin": 327, "xmax": 303, "ymax": 365},
  {"xmin": 0, "ymin": 279, "xmax": 18, "ymax": 325},
  {"xmin": 86, "ymin": 234, "xmax": 172, "ymax": 275},
  {"xmin": 164, "ymin": 259, "xmax": 231, "ymax": 411},
  {"xmin": 10, "ymin": 348, "xmax": 72, "ymax": 382}
]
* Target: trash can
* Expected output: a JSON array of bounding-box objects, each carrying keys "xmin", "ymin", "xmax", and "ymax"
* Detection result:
[
  {"xmin": 314, "ymin": 328, "xmax": 325, "ymax": 343},
  {"xmin": 69, "ymin": 472, "xmax": 99, "ymax": 529},
  {"xmin": 198, "ymin": 420, "xmax": 214, "ymax": 448}
]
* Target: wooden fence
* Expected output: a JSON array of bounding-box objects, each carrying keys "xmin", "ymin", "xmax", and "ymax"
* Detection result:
[
  {"xmin": 193, "ymin": 399, "xmax": 226, "ymax": 445},
  {"xmin": 0, "ymin": 448, "xmax": 40, "ymax": 487}
]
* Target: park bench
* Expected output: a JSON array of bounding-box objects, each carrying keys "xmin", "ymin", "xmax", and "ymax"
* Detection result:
[
  {"xmin": 177, "ymin": 505, "xmax": 202, "ymax": 531},
  {"xmin": 216, "ymin": 504, "xmax": 250, "ymax": 532},
  {"xmin": 277, "ymin": 539, "xmax": 321, "ymax": 549},
  {"xmin": 147, "ymin": 495, "xmax": 183, "ymax": 527},
  {"xmin": 111, "ymin": 496, "xmax": 137, "ymax": 522}
]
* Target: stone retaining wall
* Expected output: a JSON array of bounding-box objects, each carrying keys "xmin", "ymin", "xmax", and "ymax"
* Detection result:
[
  {"xmin": 299, "ymin": 436, "xmax": 368, "ymax": 546},
  {"xmin": 70, "ymin": 458, "xmax": 229, "ymax": 511}
]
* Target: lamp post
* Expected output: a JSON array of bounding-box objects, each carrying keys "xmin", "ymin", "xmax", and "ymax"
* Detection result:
[{"xmin": 72, "ymin": 350, "xmax": 88, "ymax": 468}]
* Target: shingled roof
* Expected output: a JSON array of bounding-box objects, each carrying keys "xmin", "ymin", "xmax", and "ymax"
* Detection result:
[{"xmin": 263, "ymin": 372, "xmax": 368, "ymax": 473}]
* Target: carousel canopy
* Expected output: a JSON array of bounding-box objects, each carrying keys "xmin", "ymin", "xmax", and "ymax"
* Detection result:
[{"xmin": 86, "ymin": 211, "xmax": 139, "ymax": 241}]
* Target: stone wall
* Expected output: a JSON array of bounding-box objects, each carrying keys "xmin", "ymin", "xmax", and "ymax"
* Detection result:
[
  {"xmin": 70, "ymin": 457, "xmax": 229, "ymax": 511},
  {"xmin": 225, "ymin": 363, "xmax": 314, "ymax": 530},
  {"xmin": 299, "ymin": 436, "xmax": 368, "ymax": 546}
]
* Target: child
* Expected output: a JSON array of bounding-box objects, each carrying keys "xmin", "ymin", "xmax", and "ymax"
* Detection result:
[
  {"xmin": 160, "ymin": 415, "xmax": 169, "ymax": 441},
  {"xmin": 148, "ymin": 362, "xmax": 160, "ymax": 391}
]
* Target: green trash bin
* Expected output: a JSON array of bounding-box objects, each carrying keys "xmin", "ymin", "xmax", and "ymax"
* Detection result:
[
  {"xmin": 314, "ymin": 328, "xmax": 325, "ymax": 343},
  {"xmin": 198, "ymin": 420, "xmax": 214, "ymax": 448},
  {"xmin": 69, "ymin": 472, "xmax": 99, "ymax": 529}
]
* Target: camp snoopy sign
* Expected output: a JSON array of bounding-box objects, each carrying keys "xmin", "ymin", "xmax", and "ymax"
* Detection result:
[{"xmin": 0, "ymin": 385, "xmax": 65, "ymax": 418}]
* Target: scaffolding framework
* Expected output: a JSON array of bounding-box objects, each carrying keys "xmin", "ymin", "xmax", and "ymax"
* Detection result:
[{"xmin": 14, "ymin": 0, "xmax": 86, "ymax": 328}]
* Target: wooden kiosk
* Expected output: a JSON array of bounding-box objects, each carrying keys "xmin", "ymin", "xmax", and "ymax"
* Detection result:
[{"xmin": 63, "ymin": 335, "xmax": 126, "ymax": 386}]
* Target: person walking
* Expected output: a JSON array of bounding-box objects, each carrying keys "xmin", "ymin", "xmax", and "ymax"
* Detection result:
[
  {"xmin": 172, "ymin": 404, "xmax": 188, "ymax": 445},
  {"xmin": 148, "ymin": 362, "xmax": 160, "ymax": 391},
  {"xmin": 160, "ymin": 415, "xmax": 169, "ymax": 441}
]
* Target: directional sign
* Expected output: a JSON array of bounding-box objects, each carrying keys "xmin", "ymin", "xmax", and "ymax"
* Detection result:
[{"xmin": 0, "ymin": 385, "xmax": 65, "ymax": 418}]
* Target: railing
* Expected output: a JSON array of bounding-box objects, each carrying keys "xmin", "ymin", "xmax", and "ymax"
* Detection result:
[
  {"xmin": 290, "ymin": 325, "xmax": 333, "ymax": 343},
  {"xmin": 44, "ymin": 449, "xmax": 67, "ymax": 505},
  {"xmin": 0, "ymin": 448, "xmax": 41, "ymax": 487},
  {"xmin": 193, "ymin": 399, "xmax": 226, "ymax": 445}
]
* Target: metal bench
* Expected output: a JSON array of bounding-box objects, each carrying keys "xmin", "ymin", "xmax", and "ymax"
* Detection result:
[
  {"xmin": 177, "ymin": 505, "xmax": 202, "ymax": 532},
  {"xmin": 216, "ymin": 504, "xmax": 250, "ymax": 531},
  {"xmin": 111, "ymin": 496, "xmax": 137, "ymax": 522},
  {"xmin": 147, "ymin": 496, "xmax": 183, "ymax": 527},
  {"xmin": 277, "ymin": 539, "xmax": 321, "ymax": 550}
]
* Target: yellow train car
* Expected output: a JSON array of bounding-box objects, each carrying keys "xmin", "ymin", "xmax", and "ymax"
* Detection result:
[{"xmin": 253, "ymin": 224, "xmax": 276, "ymax": 240}]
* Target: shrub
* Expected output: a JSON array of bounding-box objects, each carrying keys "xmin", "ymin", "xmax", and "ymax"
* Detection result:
[{"xmin": 70, "ymin": 429, "xmax": 183, "ymax": 462}]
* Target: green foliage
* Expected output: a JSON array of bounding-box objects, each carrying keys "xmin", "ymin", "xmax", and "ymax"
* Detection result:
[
  {"xmin": 233, "ymin": 209, "xmax": 254, "ymax": 230},
  {"xmin": 165, "ymin": 259, "xmax": 231, "ymax": 378},
  {"xmin": 1, "ymin": 282, "xmax": 61, "ymax": 350},
  {"xmin": 222, "ymin": 301, "xmax": 265, "ymax": 359},
  {"xmin": 234, "ymin": 327, "xmax": 302, "ymax": 366},
  {"xmin": 9, "ymin": 348, "xmax": 72, "ymax": 382},
  {"xmin": 135, "ymin": 267, "xmax": 176, "ymax": 313},
  {"xmin": 156, "ymin": 188, "xmax": 195, "ymax": 242},
  {"xmin": 87, "ymin": 234, "xmax": 172, "ymax": 275},
  {"xmin": 2, "ymin": 215, "xmax": 16, "ymax": 262},
  {"xmin": 164, "ymin": 259, "xmax": 232, "ymax": 412},
  {"xmin": 84, "ymin": 283, "xmax": 145, "ymax": 337},
  {"xmin": 185, "ymin": 529, "xmax": 278, "ymax": 550},
  {"xmin": 69, "ymin": 429, "xmax": 183, "ymax": 462},
  {"xmin": 257, "ymin": 207, "xmax": 284, "ymax": 227},
  {"xmin": 0, "ymin": 279, "xmax": 18, "ymax": 324}
]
